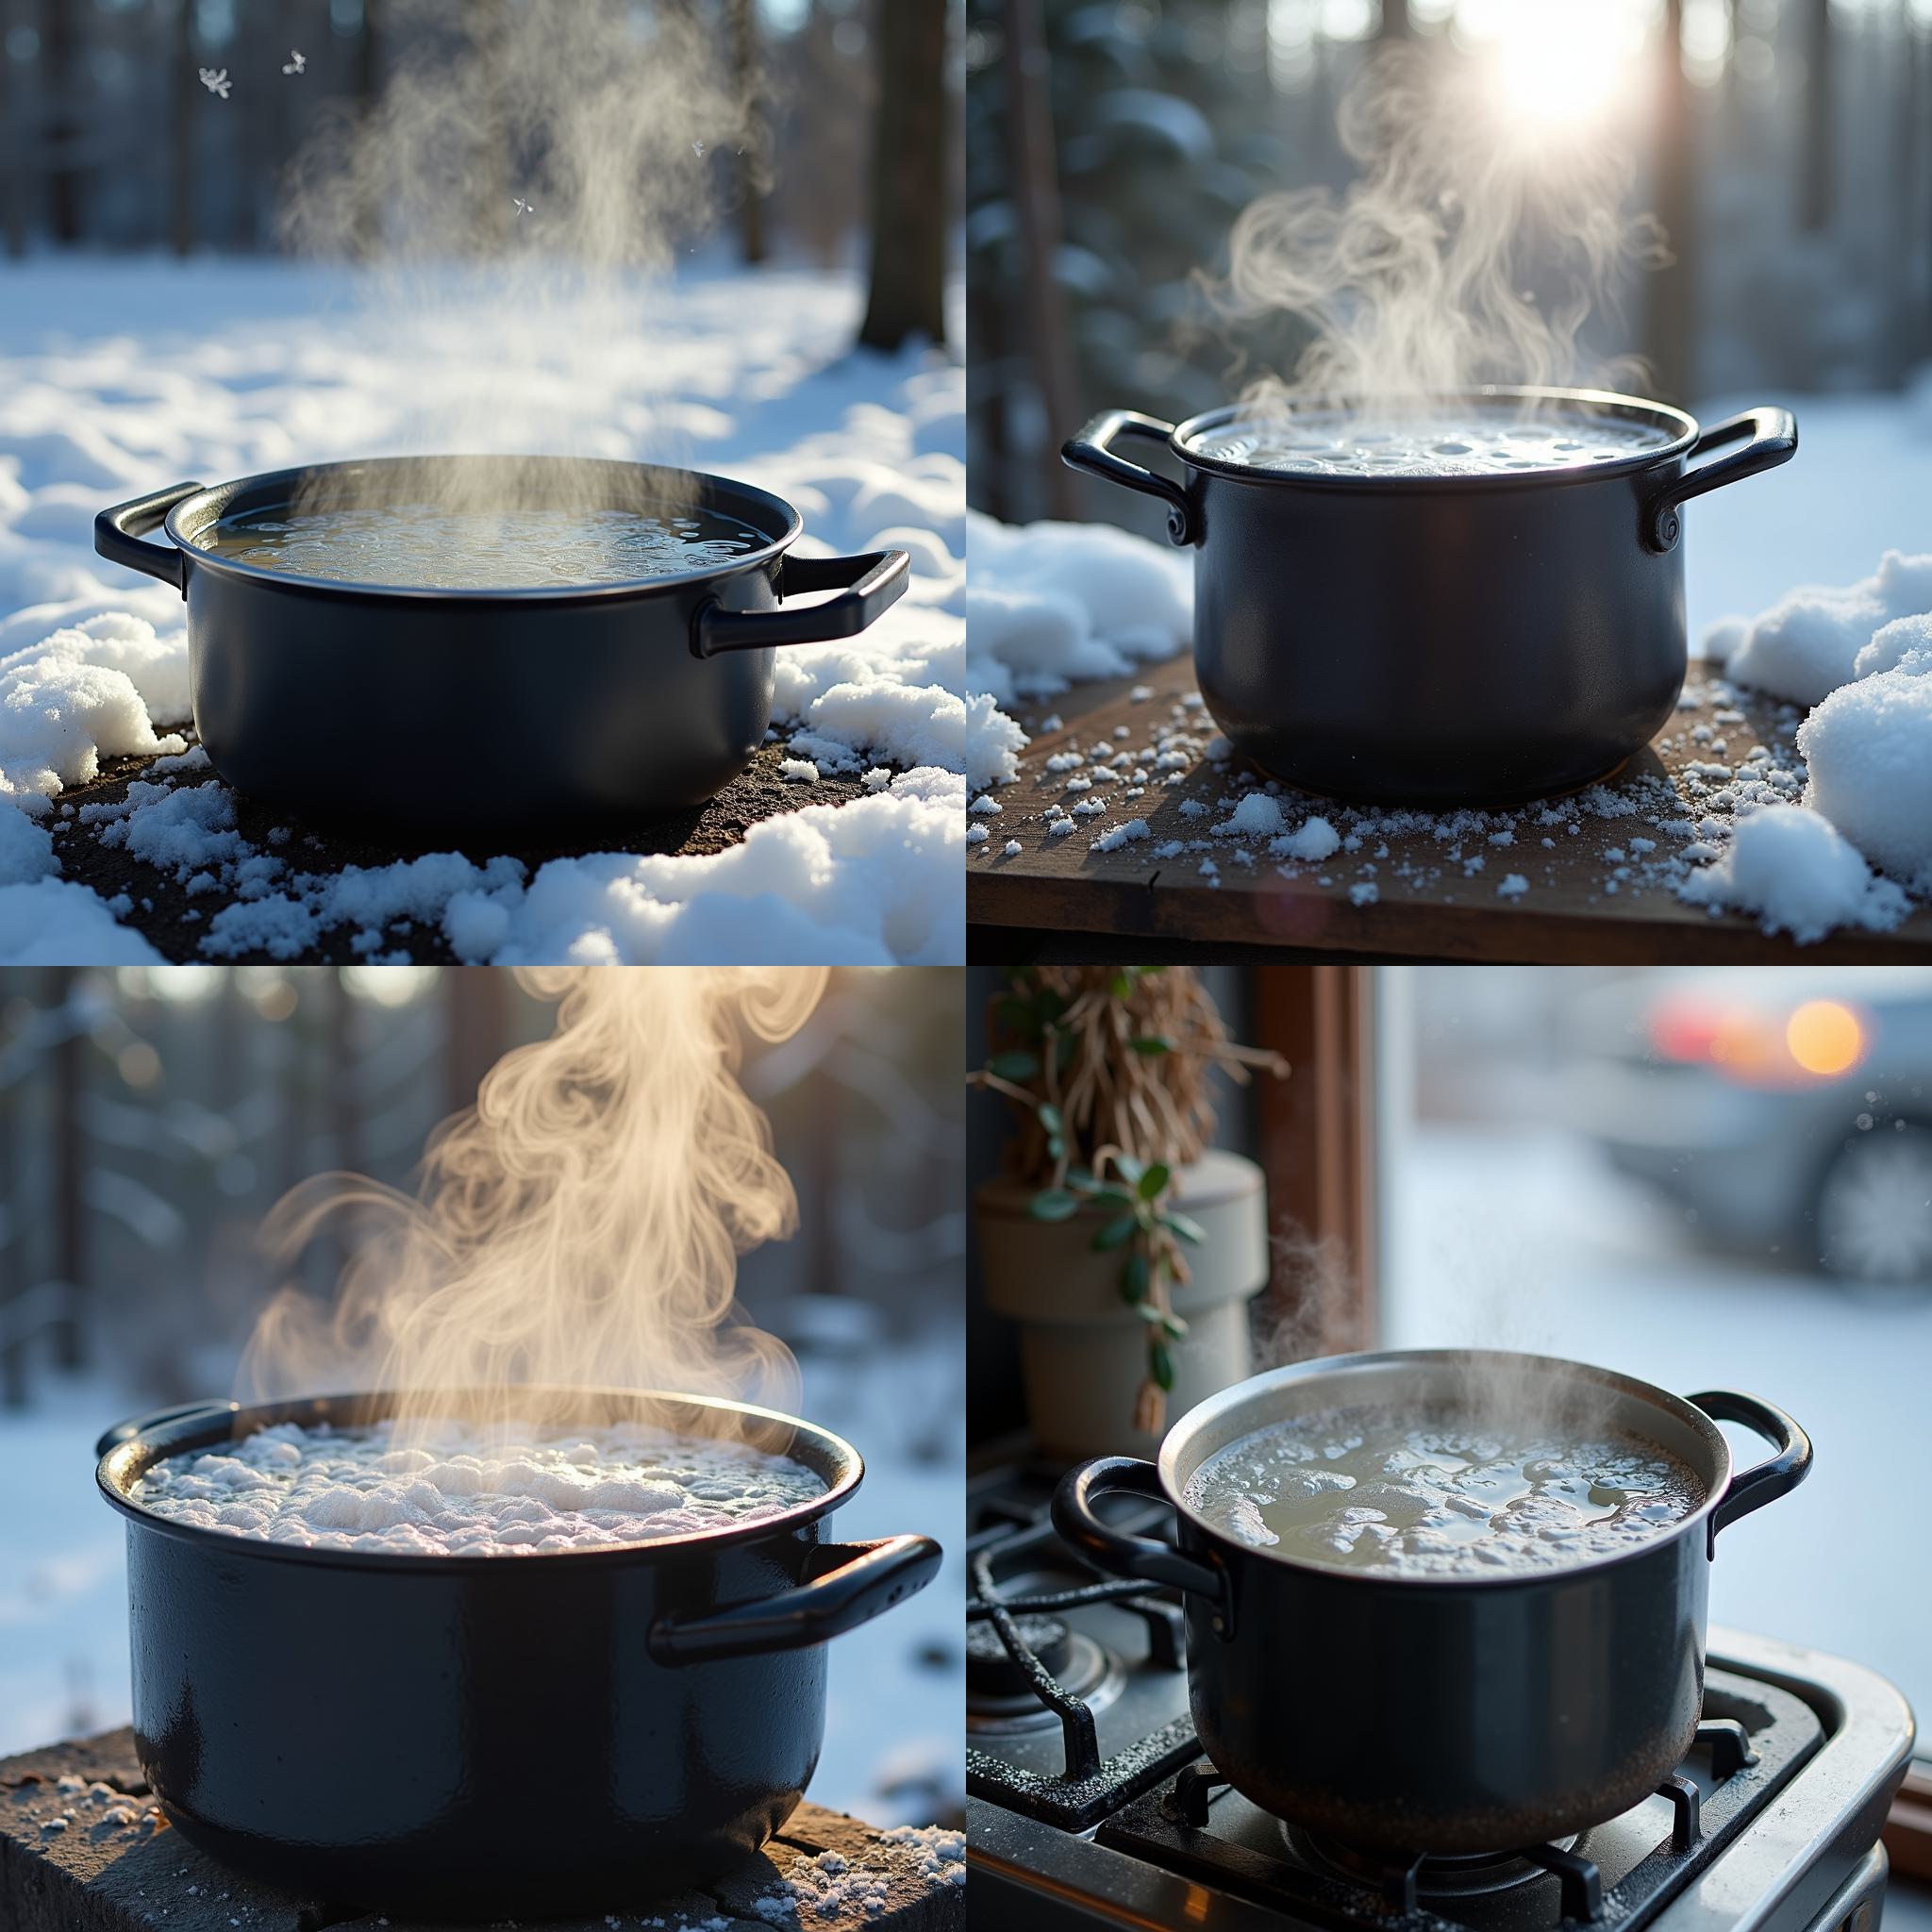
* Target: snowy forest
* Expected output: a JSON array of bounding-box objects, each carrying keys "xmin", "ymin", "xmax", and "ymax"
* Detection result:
[{"xmin": 967, "ymin": 0, "xmax": 1932, "ymax": 523}]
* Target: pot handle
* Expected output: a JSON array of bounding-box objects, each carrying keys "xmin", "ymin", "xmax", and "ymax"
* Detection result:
[
  {"xmin": 1061, "ymin": 411, "xmax": 1197, "ymax": 546},
  {"xmin": 692, "ymin": 548, "xmax": 909, "ymax": 657},
  {"xmin": 1644, "ymin": 407, "xmax": 1796, "ymax": 552},
  {"xmin": 1690, "ymin": 1390, "xmax": 1813, "ymax": 1543},
  {"xmin": 646, "ymin": 1533, "xmax": 942, "ymax": 1666},
  {"xmin": 95, "ymin": 482, "xmax": 204, "ymax": 595},
  {"xmin": 1052, "ymin": 1457, "xmax": 1230, "ymax": 1622},
  {"xmin": 95, "ymin": 1399, "xmax": 239, "ymax": 1462}
]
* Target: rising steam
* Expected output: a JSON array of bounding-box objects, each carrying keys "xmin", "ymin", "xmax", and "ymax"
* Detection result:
[
  {"xmin": 242, "ymin": 968, "xmax": 827, "ymax": 1446},
  {"xmin": 279, "ymin": 0, "xmax": 762, "ymax": 514},
  {"xmin": 1220, "ymin": 42, "xmax": 1662, "ymax": 420}
]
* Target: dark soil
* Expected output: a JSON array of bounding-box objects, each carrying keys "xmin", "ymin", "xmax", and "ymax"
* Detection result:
[{"xmin": 47, "ymin": 728, "xmax": 879, "ymax": 964}]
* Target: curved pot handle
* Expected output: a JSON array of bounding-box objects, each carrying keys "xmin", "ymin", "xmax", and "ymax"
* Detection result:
[
  {"xmin": 692, "ymin": 548, "xmax": 909, "ymax": 657},
  {"xmin": 95, "ymin": 1399, "xmax": 239, "ymax": 1462},
  {"xmin": 1644, "ymin": 408, "xmax": 1796, "ymax": 553},
  {"xmin": 1061, "ymin": 411, "xmax": 1197, "ymax": 546},
  {"xmin": 1052, "ymin": 1457, "xmax": 1230, "ymax": 1626},
  {"xmin": 1690, "ymin": 1390, "xmax": 1813, "ymax": 1545},
  {"xmin": 647, "ymin": 1533, "xmax": 942, "ymax": 1666},
  {"xmin": 95, "ymin": 482, "xmax": 204, "ymax": 596}
]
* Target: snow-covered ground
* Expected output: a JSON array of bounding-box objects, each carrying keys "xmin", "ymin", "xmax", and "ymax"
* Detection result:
[
  {"xmin": 0, "ymin": 1322, "xmax": 964, "ymax": 1826},
  {"xmin": 968, "ymin": 383, "xmax": 1932, "ymax": 945},
  {"xmin": 0, "ymin": 256, "xmax": 967, "ymax": 964},
  {"xmin": 1384, "ymin": 1120, "xmax": 1932, "ymax": 1724}
]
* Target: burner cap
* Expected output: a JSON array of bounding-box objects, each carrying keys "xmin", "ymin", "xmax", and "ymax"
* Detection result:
[
  {"xmin": 1292, "ymin": 1827, "xmax": 1581, "ymax": 1901},
  {"xmin": 967, "ymin": 1614, "xmax": 1074, "ymax": 1698}
]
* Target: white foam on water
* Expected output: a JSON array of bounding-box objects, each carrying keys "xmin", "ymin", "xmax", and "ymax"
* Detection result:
[
  {"xmin": 1184, "ymin": 1406, "xmax": 1702, "ymax": 1577},
  {"xmin": 128, "ymin": 1418, "xmax": 825, "ymax": 1555}
]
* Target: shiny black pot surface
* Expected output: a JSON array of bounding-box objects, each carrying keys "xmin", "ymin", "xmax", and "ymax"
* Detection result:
[
  {"xmin": 95, "ymin": 1387, "xmax": 941, "ymax": 1920},
  {"xmin": 95, "ymin": 457, "xmax": 908, "ymax": 833},
  {"xmin": 1054, "ymin": 1349, "xmax": 1811, "ymax": 1856},
  {"xmin": 1064, "ymin": 389, "xmax": 1796, "ymax": 806}
]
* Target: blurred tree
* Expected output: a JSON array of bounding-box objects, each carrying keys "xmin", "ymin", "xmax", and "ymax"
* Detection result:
[
  {"xmin": 169, "ymin": 0, "xmax": 196, "ymax": 256},
  {"xmin": 1648, "ymin": 0, "xmax": 1695, "ymax": 402},
  {"xmin": 730, "ymin": 0, "xmax": 769, "ymax": 263},
  {"xmin": 1378, "ymin": 0, "xmax": 1410, "ymax": 40},
  {"xmin": 48, "ymin": 970, "xmax": 85, "ymax": 1372},
  {"xmin": 1799, "ymin": 0, "xmax": 1832, "ymax": 230},
  {"xmin": 42, "ymin": 0, "xmax": 82, "ymax": 243},
  {"xmin": 858, "ymin": 0, "xmax": 948, "ymax": 350}
]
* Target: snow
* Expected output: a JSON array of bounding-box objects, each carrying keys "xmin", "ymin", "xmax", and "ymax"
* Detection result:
[
  {"xmin": 1796, "ymin": 649, "xmax": 1932, "ymax": 891},
  {"xmin": 0, "ymin": 257, "xmax": 966, "ymax": 962},
  {"xmin": 0, "ymin": 880, "xmax": 163, "ymax": 961},
  {"xmin": 1214, "ymin": 792, "xmax": 1285, "ymax": 838},
  {"xmin": 1091, "ymin": 817, "xmax": 1150, "ymax": 853},
  {"xmin": 1496, "ymin": 874, "xmax": 1529, "ymax": 898},
  {"xmin": 1711, "ymin": 550, "xmax": 1932, "ymax": 705},
  {"xmin": 1676, "ymin": 804, "xmax": 1910, "ymax": 942},
  {"xmin": 1277, "ymin": 815, "xmax": 1341, "ymax": 861}
]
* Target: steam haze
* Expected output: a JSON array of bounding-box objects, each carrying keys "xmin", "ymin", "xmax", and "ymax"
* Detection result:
[
  {"xmin": 1221, "ymin": 42, "xmax": 1662, "ymax": 420},
  {"xmin": 242, "ymin": 968, "xmax": 828, "ymax": 1447}
]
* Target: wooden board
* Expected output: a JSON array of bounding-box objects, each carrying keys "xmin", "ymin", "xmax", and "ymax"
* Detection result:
[
  {"xmin": 968, "ymin": 655, "xmax": 1932, "ymax": 962},
  {"xmin": 0, "ymin": 1729, "xmax": 964, "ymax": 1932}
]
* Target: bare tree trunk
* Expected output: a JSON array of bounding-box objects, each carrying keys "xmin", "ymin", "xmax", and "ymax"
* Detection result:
[
  {"xmin": 999, "ymin": 0, "xmax": 1077, "ymax": 517},
  {"xmin": 356, "ymin": 0, "xmax": 384, "ymax": 257},
  {"xmin": 1800, "ymin": 0, "xmax": 1833, "ymax": 231},
  {"xmin": 858, "ymin": 0, "xmax": 947, "ymax": 352},
  {"xmin": 1377, "ymin": 0, "xmax": 1409, "ymax": 38},
  {"xmin": 42, "ymin": 0, "xmax": 83, "ymax": 243},
  {"xmin": 49, "ymin": 970, "xmax": 86, "ymax": 1372},
  {"xmin": 445, "ymin": 968, "xmax": 508, "ymax": 1118},
  {"xmin": 169, "ymin": 0, "xmax": 196, "ymax": 255},
  {"xmin": 3, "ymin": 0, "xmax": 31, "ymax": 255},
  {"xmin": 1648, "ymin": 0, "xmax": 1695, "ymax": 403},
  {"xmin": 730, "ymin": 0, "xmax": 768, "ymax": 264}
]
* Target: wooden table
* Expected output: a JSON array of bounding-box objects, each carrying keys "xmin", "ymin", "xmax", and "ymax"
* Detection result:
[
  {"xmin": 968, "ymin": 655, "xmax": 1932, "ymax": 962},
  {"xmin": 0, "ymin": 1730, "xmax": 964, "ymax": 1932}
]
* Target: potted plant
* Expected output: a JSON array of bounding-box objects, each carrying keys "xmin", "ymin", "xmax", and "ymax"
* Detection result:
[{"xmin": 971, "ymin": 968, "xmax": 1288, "ymax": 1457}]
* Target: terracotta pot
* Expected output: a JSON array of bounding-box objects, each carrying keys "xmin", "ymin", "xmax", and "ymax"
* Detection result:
[{"xmin": 976, "ymin": 1147, "xmax": 1270, "ymax": 1459}]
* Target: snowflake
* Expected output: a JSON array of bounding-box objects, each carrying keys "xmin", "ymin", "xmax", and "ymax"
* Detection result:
[
  {"xmin": 282, "ymin": 49, "xmax": 306, "ymax": 74},
  {"xmin": 512, "ymin": 196, "xmax": 534, "ymax": 217},
  {"xmin": 691, "ymin": 139, "xmax": 706, "ymax": 157},
  {"xmin": 198, "ymin": 66, "xmax": 231, "ymax": 97}
]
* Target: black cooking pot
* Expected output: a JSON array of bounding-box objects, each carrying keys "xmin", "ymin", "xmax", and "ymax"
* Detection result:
[
  {"xmin": 94, "ymin": 457, "xmax": 909, "ymax": 832},
  {"xmin": 1053, "ymin": 1348, "xmax": 1810, "ymax": 1856},
  {"xmin": 95, "ymin": 1386, "xmax": 941, "ymax": 1919},
  {"xmin": 1063, "ymin": 388, "xmax": 1795, "ymax": 805}
]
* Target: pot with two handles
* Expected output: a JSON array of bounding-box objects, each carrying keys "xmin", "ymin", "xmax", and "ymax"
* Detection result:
[
  {"xmin": 1053, "ymin": 1347, "xmax": 1811, "ymax": 1856},
  {"xmin": 95, "ymin": 1386, "xmax": 941, "ymax": 1920},
  {"xmin": 1062, "ymin": 388, "xmax": 1796, "ymax": 806}
]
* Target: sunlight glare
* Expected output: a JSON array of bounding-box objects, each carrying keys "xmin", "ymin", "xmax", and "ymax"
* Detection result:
[{"xmin": 1464, "ymin": 0, "xmax": 1648, "ymax": 133}]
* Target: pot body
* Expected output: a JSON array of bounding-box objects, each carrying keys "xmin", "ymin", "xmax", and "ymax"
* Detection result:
[
  {"xmin": 95, "ymin": 458, "xmax": 909, "ymax": 834},
  {"xmin": 96, "ymin": 1389, "xmax": 941, "ymax": 1919},
  {"xmin": 1187, "ymin": 460, "xmax": 1686, "ymax": 806},
  {"xmin": 1062, "ymin": 392, "xmax": 1797, "ymax": 808},
  {"xmin": 976, "ymin": 1149, "xmax": 1268, "ymax": 1459},
  {"xmin": 1053, "ymin": 1349, "xmax": 1812, "ymax": 1856}
]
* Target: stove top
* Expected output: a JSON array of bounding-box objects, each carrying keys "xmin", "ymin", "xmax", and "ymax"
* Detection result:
[{"xmin": 966, "ymin": 1457, "xmax": 1917, "ymax": 1932}]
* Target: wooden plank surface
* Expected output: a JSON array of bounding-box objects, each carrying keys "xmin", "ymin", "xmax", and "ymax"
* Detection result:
[
  {"xmin": 0, "ymin": 1730, "xmax": 963, "ymax": 1932},
  {"xmin": 967, "ymin": 655, "xmax": 1932, "ymax": 962}
]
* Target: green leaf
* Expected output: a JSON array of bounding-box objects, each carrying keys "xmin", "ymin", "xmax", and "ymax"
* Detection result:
[
  {"xmin": 1161, "ymin": 1210, "xmax": 1208, "ymax": 1244},
  {"xmin": 1109, "ymin": 971, "xmax": 1135, "ymax": 1000},
  {"xmin": 1120, "ymin": 1250, "xmax": 1150, "ymax": 1303},
  {"xmin": 1037, "ymin": 1103, "xmax": 1063, "ymax": 1136},
  {"xmin": 1150, "ymin": 1341, "xmax": 1175, "ymax": 1391},
  {"xmin": 1161, "ymin": 1313, "xmax": 1190, "ymax": 1339},
  {"xmin": 987, "ymin": 1050, "xmax": 1041, "ymax": 1082},
  {"xmin": 1046, "ymin": 1135, "xmax": 1065, "ymax": 1160},
  {"xmin": 1137, "ymin": 1162, "xmax": 1171, "ymax": 1201},
  {"xmin": 1090, "ymin": 1214, "xmax": 1138, "ymax": 1253},
  {"xmin": 1029, "ymin": 1190, "xmax": 1080, "ymax": 1222},
  {"xmin": 1129, "ymin": 1035, "xmax": 1174, "ymax": 1056},
  {"xmin": 1112, "ymin": 1153, "xmax": 1145, "ymax": 1187},
  {"xmin": 1088, "ymin": 1186, "xmax": 1136, "ymax": 1212}
]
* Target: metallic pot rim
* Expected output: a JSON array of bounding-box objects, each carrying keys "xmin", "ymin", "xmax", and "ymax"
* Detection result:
[
  {"xmin": 1155, "ymin": 1347, "xmax": 1734, "ymax": 1591},
  {"xmin": 96, "ymin": 1384, "xmax": 860, "ymax": 1574},
  {"xmin": 1171, "ymin": 386, "xmax": 1701, "ymax": 491},
  {"xmin": 160, "ymin": 454, "xmax": 805, "ymax": 607}
]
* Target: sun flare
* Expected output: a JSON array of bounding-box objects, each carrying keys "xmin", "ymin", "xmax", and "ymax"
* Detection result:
[{"xmin": 1471, "ymin": 0, "xmax": 1647, "ymax": 133}]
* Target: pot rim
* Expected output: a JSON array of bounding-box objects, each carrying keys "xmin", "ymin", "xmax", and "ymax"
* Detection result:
[
  {"xmin": 160, "ymin": 454, "xmax": 805, "ymax": 607},
  {"xmin": 96, "ymin": 1384, "xmax": 860, "ymax": 1573},
  {"xmin": 1170, "ymin": 385, "xmax": 1701, "ymax": 491},
  {"xmin": 1155, "ymin": 1346, "xmax": 1735, "ymax": 1589}
]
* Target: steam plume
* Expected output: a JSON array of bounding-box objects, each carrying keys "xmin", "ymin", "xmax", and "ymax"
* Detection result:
[
  {"xmin": 242, "ymin": 968, "xmax": 827, "ymax": 1445},
  {"xmin": 1220, "ymin": 42, "xmax": 1662, "ymax": 420},
  {"xmin": 278, "ymin": 0, "xmax": 762, "ymax": 514}
]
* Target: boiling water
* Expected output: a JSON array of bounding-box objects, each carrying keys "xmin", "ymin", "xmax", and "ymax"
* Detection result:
[
  {"xmin": 202, "ymin": 503, "xmax": 764, "ymax": 590},
  {"xmin": 1190, "ymin": 408, "xmax": 1674, "ymax": 480},
  {"xmin": 1183, "ymin": 1407, "xmax": 1702, "ymax": 1577},
  {"xmin": 128, "ymin": 1419, "xmax": 825, "ymax": 1555}
]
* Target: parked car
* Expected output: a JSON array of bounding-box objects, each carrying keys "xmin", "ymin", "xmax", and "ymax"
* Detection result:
[{"xmin": 1560, "ymin": 970, "xmax": 1932, "ymax": 1286}]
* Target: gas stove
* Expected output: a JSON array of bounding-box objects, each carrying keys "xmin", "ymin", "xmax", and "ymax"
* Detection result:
[{"xmin": 966, "ymin": 1458, "xmax": 1917, "ymax": 1932}]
